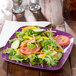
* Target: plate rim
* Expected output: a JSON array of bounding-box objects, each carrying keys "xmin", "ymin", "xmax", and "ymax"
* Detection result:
[{"xmin": 1, "ymin": 26, "xmax": 74, "ymax": 70}]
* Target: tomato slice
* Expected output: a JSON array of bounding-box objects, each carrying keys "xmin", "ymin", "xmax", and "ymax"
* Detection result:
[
  {"xmin": 20, "ymin": 43, "xmax": 41, "ymax": 55},
  {"xmin": 55, "ymin": 35, "xmax": 70, "ymax": 46}
]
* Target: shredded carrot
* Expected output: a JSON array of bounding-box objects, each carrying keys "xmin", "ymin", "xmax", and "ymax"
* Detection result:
[
  {"xmin": 54, "ymin": 35, "xmax": 59, "ymax": 39},
  {"xmin": 36, "ymin": 49, "xmax": 44, "ymax": 54},
  {"xmin": 20, "ymin": 40, "xmax": 33, "ymax": 48},
  {"xmin": 40, "ymin": 49, "xmax": 44, "ymax": 54},
  {"xmin": 56, "ymin": 53, "xmax": 59, "ymax": 58},
  {"xmin": 33, "ymin": 34, "xmax": 38, "ymax": 47},
  {"xmin": 48, "ymin": 45, "xmax": 55, "ymax": 51},
  {"xmin": 33, "ymin": 34, "xmax": 35, "ymax": 41},
  {"xmin": 44, "ymin": 31, "xmax": 56, "ymax": 33},
  {"xmin": 16, "ymin": 38, "xmax": 21, "ymax": 40},
  {"xmin": 36, "ymin": 52, "xmax": 44, "ymax": 54},
  {"xmin": 48, "ymin": 45, "xmax": 59, "ymax": 58},
  {"xmin": 36, "ymin": 43, "xmax": 38, "ymax": 48}
]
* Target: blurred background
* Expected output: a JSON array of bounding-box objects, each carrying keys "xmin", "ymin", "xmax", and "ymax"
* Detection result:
[{"xmin": 0, "ymin": 0, "xmax": 64, "ymax": 31}]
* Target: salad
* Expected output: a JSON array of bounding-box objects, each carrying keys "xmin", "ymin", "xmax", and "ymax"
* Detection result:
[{"xmin": 4, "ymin": 26, "xmax": 70, "ymax": 67}]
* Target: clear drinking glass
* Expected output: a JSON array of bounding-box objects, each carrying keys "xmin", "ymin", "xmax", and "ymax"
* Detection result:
[
  {"xmin": 29, "ymin": 0, "xmax": 41, "ymax": 12},
  {"xmin": 13, "ymin": 0, "xmax": 25, "ymax": 13}
]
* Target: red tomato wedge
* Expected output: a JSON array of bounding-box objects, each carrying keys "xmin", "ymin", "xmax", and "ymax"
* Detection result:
[
  {"xmin": 55, "ymin": 35, "xmax": 70, "ymax": 46},
  {"xmin": 20, "ymin": 43, "xmax": 41, "ymax": 55}
]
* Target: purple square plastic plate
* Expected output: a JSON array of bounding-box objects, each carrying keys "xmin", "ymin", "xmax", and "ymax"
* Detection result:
[{"xmin": 1, "ymin": 26, "xmax": 74, "ymax": 70}]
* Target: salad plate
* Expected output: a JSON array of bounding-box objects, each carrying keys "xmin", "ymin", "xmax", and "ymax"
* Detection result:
[{"xmin": 1, "ymin": 26, "xmax": 74, "ymax": 70}]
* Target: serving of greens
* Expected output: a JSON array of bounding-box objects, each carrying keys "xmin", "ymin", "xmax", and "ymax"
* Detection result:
[{"xmin": 4, "ymin": 26, "xmax": 64, "ymax": 67}]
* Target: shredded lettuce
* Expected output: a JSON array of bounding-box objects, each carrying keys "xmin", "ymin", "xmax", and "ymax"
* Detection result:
[
  {"xmin": 9, "ymin": 39, "xmax": 16, "ymax": 44},
  {"xmin": 27, "ymin": 43, "xmax": 36, "ymax": 50},
  {"xmin": 3, "ymin": 26, "xmax": 63, "ymax": 67},
  {"xmin": 29, "ymin": 54, "xmax": 44, "ymax": 67},
  {"xmin": 41, "ymin": 39, "xmax": 57, "ymax": 51},
  {"xmin": 9, "ymin": 54, "xmax": 23, "ymax": 62},
  {"xmin": 4, "ymin": 48, "xmax": 15, "ymax": 54},
  {"xmin": 4, "ymin": 48, "xmax": 26, "ymax": 62},
  {"xmin": 46, "ymin": 29, "xmax": 63, "ymax": 50},
  {"xmin": 43, "ymin": 55, "xmax": 58, "ymax": 66},
  {"xmin": 16, "ymin": 31, "xmax": 25, "ymax": 38}
]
